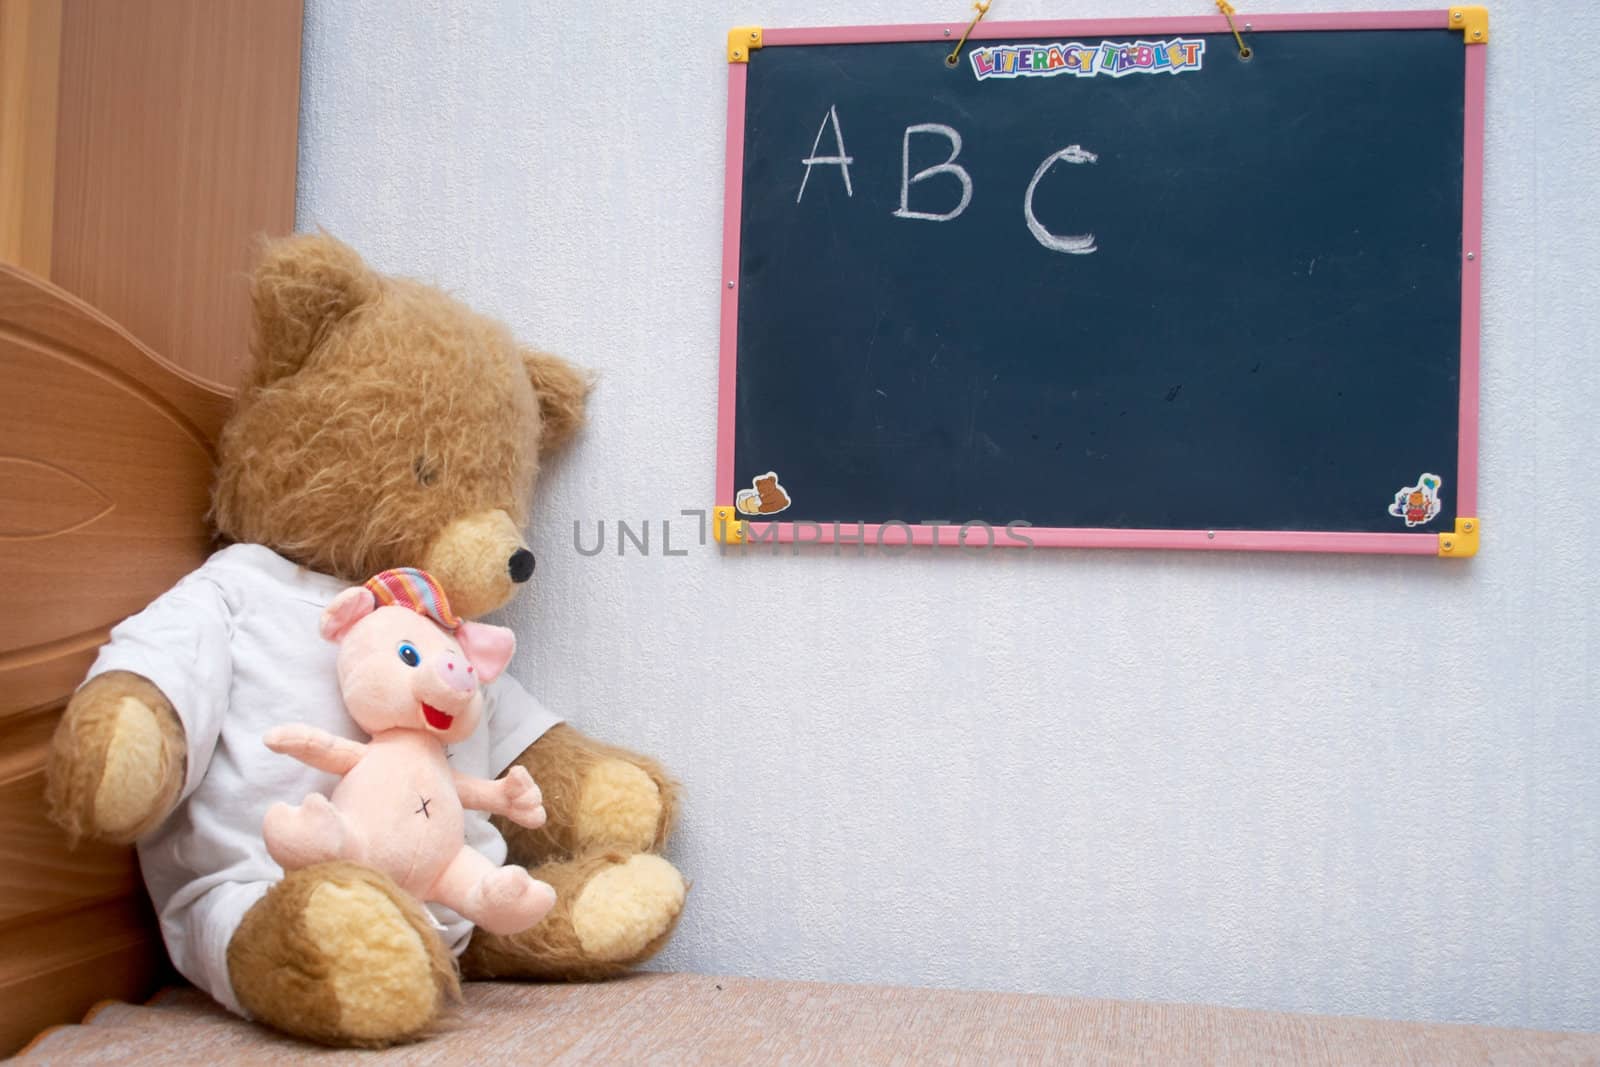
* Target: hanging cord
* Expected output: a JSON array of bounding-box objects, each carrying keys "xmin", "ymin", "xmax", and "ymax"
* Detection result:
[
  {"xmin": 1216, "ymin": 1, "xmax": 1253, "ymax": 59},
  {"xmin": 945, "ymin": 1, "xmax": 992, "ymax": 67},
  {"xmin": 945, "ymin": 1, "xmax": 1249, "ymax": 67}
]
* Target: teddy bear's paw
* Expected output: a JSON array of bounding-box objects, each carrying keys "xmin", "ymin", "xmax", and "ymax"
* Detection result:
[
  {"xmin": 229, "ymin": 862, "xmax": 458, "ymax": 1048},
  {"xmin": 46, "ymin": 671, "xmax": 185, "ymax": 845},
  {"xmin": 570, "ymin": 853, "xmax": 687, "ymax": 963},
  {"xmin": 575, "ymin": 758, "xmax": 665, "ymax": 853}
]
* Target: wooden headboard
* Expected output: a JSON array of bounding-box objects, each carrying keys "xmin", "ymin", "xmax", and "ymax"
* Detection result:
[{"xmin": 0, "ymin": 263, "xmax": 232, "ymax": 1053}]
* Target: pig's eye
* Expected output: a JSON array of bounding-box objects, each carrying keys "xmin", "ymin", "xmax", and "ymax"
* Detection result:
[{"xmin": 397, "ymin": 642, "xmax": 421, "ymax": 668}]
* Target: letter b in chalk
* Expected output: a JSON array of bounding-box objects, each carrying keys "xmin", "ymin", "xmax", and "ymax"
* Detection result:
[{"xmin": 893, "ymin": 123, "xmax": 973, "ymax": 223}]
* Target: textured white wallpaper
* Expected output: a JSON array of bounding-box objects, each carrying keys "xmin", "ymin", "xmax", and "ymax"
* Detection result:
[{"xmin": 297, "ymin": 0, "xmax": 1599, "ymax": 1031}]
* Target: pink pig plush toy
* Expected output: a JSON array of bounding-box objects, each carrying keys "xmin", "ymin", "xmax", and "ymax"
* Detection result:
[{"xmin": 262, "ymin": 568, "xmax": 556, "ymax": 936}]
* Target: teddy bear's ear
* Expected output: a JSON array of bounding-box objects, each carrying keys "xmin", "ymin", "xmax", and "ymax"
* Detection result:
[
  {"xmin": 521, "ymin": 347, "xmax": 593, "ymax": 452},
  {"xmin": 249, "ymin": 232, "xmax": 380, "ymax": 385}
]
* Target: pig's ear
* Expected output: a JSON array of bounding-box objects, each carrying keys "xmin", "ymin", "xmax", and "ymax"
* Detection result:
[
  {"xmin": 320, "ymin": 587, "xmax": 377, "ymax": 642},
  {"xmin": 457, "ymin": 621, "xmax": 516, "ymax": 683}
]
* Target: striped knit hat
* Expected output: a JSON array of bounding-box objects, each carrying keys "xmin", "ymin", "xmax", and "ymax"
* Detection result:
[{"xmin": 363, "ymin": 568, "xmax": 461, "ymax": 631}]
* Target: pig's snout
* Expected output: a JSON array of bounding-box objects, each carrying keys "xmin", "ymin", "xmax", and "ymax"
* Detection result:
[{"xmin": 435, "ymin": 654, "xmax": 477, "ymax": 693}]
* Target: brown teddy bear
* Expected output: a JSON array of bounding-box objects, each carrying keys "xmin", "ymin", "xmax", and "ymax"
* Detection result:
[{"xmin": 44, "ymin": 233, "xmax": 686, "ymax": 1047}]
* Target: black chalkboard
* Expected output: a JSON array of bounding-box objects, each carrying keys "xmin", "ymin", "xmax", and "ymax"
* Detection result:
[{"xmin": 725, "ymin": 25, "xmax": 1476, "ymax": 539}]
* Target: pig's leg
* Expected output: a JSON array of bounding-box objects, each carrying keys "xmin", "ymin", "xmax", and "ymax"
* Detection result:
[
  {"xmin": 264, "ymin": 793, "xmax": 366, "ymax": 871},
  {"xmin": 430, "ymin": 845, "xmax": 555, "ymax": 936}
]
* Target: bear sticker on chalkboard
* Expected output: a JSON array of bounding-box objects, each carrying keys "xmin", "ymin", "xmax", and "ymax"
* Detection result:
[
  {"xmin": 716, "ymin": 11, "xmax": 1486, "ymax": 558},
  {"xmin": 736, "ymin": 472, "xmax": 792, "ymax": 517},
  {"xmin": 1389, "ymin": 474, "xmax": 1444, "ymax": 529}
]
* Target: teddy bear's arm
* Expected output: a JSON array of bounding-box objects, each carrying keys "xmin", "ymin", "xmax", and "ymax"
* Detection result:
[
  {"xmin": 47, "ymin": 671, "xmax": 188, "ymax": 846},
  {"xmin": 48, "ymin": 570, "xmax": 239, "ymax": 845},
  {"xmin": 455, "ymin": 765, "xmax": 545, "ymax": 829},
  {"xmin": 263, "ymin": 724, "xmax": 365, "ymax": 775}
]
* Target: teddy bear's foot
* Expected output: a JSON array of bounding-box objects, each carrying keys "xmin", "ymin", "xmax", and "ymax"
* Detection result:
[
  {"xmin": 569, "ymin": 853, "xmax": 685, "ymax": 962},
  {"xmin": 498, "ymin": 724, "xmax": 680, "ymax": 864},
  {"xmin": 228, "ymin": 861, "xmax": 458, "ymax": 1048},
  {"xmin": 46, "ymin": 670, "xmax": 186, "ymax": 845},
  {"xmin": 574, "ymin": 759, "xmax": 668, "ymax": 852},
  {"xmin": 461, "ymin": 849, "xmax": 686, "ymax": 981}
]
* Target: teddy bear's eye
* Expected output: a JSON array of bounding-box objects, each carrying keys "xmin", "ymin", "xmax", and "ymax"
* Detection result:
[
  {"xmin": 413, "ymin": 455, "xmax": 437, "ymax": 487},
  {"xmin": 397, "ymin": 642, "xmax": 421, "ymax": 668}
]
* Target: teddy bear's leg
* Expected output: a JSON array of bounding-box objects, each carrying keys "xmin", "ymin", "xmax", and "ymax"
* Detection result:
[
  {"xmin": 228, "ymin": 861, "xmax": 458, "ymax": 1048},
  {"xmin": 497, "ymin": 724, "xmax": 680, "ymax": 866},
  {"xmin": 46, "ymin": 670, "xmax": 187, "ymax": 844},
  {"xmin": 460, "ymin": 848, "xmax": 686, "ymax": 981},
  {"xmin": 429, "ymin": 844, "xmax": 556, "ymax": 936}
]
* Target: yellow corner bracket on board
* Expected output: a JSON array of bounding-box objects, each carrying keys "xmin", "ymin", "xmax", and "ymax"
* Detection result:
[
  {"xmin": 729, "ymin": 27, "xmax": 763, "ymax": 63},
  {"xmin": 1438, "ymin": 517, "xmax": 1480, "ymax": 558},
  {"xmin": 1449, "ymin": 6, "xmax": 1488, "ymax": 44},
  {"xmin": 713, "ymin": 505, "xmax": 746, "ymax": 544}
]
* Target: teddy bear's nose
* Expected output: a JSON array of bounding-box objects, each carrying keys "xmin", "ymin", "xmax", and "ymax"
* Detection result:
[{"xmin": 508, "ymin": 548, "xmax": 535, "ymax": 583}]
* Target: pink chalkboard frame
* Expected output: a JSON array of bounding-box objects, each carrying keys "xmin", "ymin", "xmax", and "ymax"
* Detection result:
[{"xmin": 716, "ymin": 11, "xmax": 1486, "ymax": 555}]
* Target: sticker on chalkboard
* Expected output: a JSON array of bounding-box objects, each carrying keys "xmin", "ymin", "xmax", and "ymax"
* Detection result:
[
  {"xmin": 1388, "ymin": 473, "xmax": 1443, "ymax": 528},
  {"xmin": 736, "ymin": 472, "xmax": 791, "ymax": 516},
  {"xmin": 969, "ymin": 39, "xmax": 1205, "ymax": 82}
]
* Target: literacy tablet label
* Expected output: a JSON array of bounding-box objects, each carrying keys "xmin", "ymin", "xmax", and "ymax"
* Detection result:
[{"xmin": 970, "ymin": 39, "xmax": 1206, "ymax": 81}]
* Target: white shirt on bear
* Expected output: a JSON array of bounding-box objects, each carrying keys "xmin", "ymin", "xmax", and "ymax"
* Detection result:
[{"xmin": 84, "ymin": 543, "xmax": 560, "ymax": 1016}]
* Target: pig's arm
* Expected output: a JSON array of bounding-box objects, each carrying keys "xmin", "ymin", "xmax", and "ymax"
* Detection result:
[
  {"xmin": 455, "ymin": 764, "xmax": 546, "ymax": 829},
  {"xmin": 263, "ymin": 724, "xmax": 365, "ymax": 776}
]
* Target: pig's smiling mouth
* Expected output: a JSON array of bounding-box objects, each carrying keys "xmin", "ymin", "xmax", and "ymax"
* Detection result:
[{"xmin": 422, "ymin": 704, "xmax": 454, "ymax": 730}]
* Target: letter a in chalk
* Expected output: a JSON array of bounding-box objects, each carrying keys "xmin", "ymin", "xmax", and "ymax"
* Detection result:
[
  {"xmin": 797, "ymin": 105, "xmax": 855, "ymax": 204},
  {"xmin": 893, "ymin": 123, "xmax": 973, "ymax": 223}
]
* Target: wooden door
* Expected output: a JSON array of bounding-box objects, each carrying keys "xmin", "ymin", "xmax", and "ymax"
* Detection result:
[
  {"xmin": 0, "ymin": 0, "xmax": 298, "ymax": 1051},
  {"xmin": 1, "ymin": 0, "xmax": 302, "ymax": 389}
]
